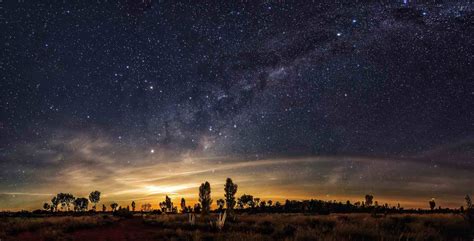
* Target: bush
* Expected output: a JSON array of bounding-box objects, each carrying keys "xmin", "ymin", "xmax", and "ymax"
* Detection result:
[{"xmin": 113, "ymin": 208, "xmax": 133, "ymax": 218}]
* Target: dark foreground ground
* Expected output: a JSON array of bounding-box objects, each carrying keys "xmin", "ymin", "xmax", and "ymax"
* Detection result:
[{"xmin": 1, "ymin": 213, "xmax": 473, "ymax": 241}]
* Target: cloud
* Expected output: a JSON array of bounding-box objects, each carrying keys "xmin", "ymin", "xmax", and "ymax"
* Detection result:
[{"xmin": 1, "ymin": 129, "xmax": 472, "ymax": 210}]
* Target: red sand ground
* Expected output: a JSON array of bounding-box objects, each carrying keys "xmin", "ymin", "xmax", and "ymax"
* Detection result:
[{"xmin": 14, "ymin": 218, "xmax": 161, "ymax": 241}]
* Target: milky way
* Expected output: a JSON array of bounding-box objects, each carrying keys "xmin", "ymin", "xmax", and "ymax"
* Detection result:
[{"xmin": 0, "ymin": 1, "xmax": 473, "ymax": 210}]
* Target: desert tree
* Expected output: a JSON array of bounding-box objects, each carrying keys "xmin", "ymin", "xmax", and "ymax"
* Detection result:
[
  {"xmin": 165, "ymin": 195, "xmax": 174, "ymax": 212},
  {"xmin": 217, "ymin": 199, "xmax": 225, "ymax": 211},
  {"xmin": 43, "ymin": 202, "xmax": 51, "ymax": 211},
  {"xmin": 102, "ymin": 204, "xmax": 106, "ymax": 212},
  {"xmin": 465, "ymin": 194, "xmax": 474, "ymax": 221},
  {"xmin": 199, "ymin": 181, "xmax": 212, "ymax": 215},
  {"xmin": 429, "ymin": 198, "xmax": 436, "ymax": 210},
  {"xmin": 224, "ymin": 178, "xmax": 238, "ymax": 214},
  {"xmin": 142, "ymin": 203, "xmax": 152, "ymax": 212},
  {"xmin": 57, "ymin": 193, "xmax": 75, "ymax": 211},
  {"xmin": 365, "ymin": 194, "xmax": 374, "ymax": 206},
  {"xmin": 254, "ymin": 198, "xmax": 260, "ymax": 209},
  {"xmin": 51, "ymin": 196, "xmax": 59, "ymax": 212},
  {"xmin": 181, "ymin": 198, "xmax": 187, "ymax": 213},
  {"xmin": 88, "ymin": 191, "xmax": 101, "ymax": 211},
  {"xmin": 275, "ymin": 201, "xmax": 281, "ymax": 209},
  {"xmin": 131, "ymin": 201, "xmax": 136, "ymax": 212},
  {"xmin": 259, "ymin": 200, "xmax": 266, "ymax": 209},
  {"xmin": 74, "ymin": 197, "xmax": 89, "ymax": 212},
  {"xmin": 465, "ymin": 195, "xmax": 472, "ymax": 210},
  {"xmin": 193, "ymin": 203, "xmax": 202, "ymax": 213},
  {"xmin": 110, "ymin": 202, "xmax": 118, "ymax": 212},
  {"xmin": 159, "ymin": 201, "xmax": 166, "ymax": 212},
  {"xmin": 239, "ymin": 194, "xmax": 254, "ymax": 209},
  {"xmin": 267, "ymin": 200, "xmax": 273, "ymax": 207},
  {"xmin": 159, "ymin": 195, "xmax": 175, "ymax": 213}
]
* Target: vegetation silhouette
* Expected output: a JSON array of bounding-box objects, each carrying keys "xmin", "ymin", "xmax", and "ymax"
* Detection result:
[
  {"xmin": 88, "ymin": 191, "xmax": 101, "ymax": 211},
  {"xmin": 6, "ymin": 178, "xmax": 470, "ymax": 219},
  {"xmin": 224, "ymin": 177, "xmax": 238, "ymax": 217},
  {"xmin": 199, "ymin": 181, "xmax": 212, "ymax": 216},
  {"xmin": 0, "ymin": 178, "xmax": 473, "ymax": 241}
]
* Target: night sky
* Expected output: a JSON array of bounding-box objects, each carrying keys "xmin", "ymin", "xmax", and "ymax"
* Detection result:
[{"xmin": 1, "ymin": 1, "xmax": 473, "ymax": 210}]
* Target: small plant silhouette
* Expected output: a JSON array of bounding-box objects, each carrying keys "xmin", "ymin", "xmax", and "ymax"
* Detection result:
[
  {"xmin": 110, "ymin": 202, "xmax": 118, "ymax": 212},
  {"xmin": 429, "ymin": 198, "xmax": 436, "ymax": 210}
]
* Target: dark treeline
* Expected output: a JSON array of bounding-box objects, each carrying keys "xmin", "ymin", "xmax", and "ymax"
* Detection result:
[{"xmin": 1, "ymin": 178, "xmax": 473, "ymax": 220}]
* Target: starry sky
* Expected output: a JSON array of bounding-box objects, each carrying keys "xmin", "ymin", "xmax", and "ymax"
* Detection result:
[{"xmin": 0, "ymin": 1, "xmax": 473, "ymax": 211}]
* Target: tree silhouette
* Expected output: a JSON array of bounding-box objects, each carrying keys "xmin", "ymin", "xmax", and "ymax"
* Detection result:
[
  {"xmin": 268, "ymin": 200, "xmax": 273, "ymax": 207},
  {"xmin": 199, "ymin": 181, "xmax": 212, "ymax": 215},
  {"xmin": 102, "ymin": 204, "xmax": 106, "ymax": 212},
  {"xmin": 275, "ymin": 201, "xmax": 281, "ymax": 209},
  {"xmin": 194, "ymin": 203, "xmax": 202, "ymax": 213},
  {"xmin": 56, "ymin": 193, "xmax": 75, "ymax": 211},
  {"xmin": 365, "ymin": 194, "xmax": 374, "ymax": 206},
  {"xmin": 165, "ymin": 195, "xmax": 173, "ymax": 212},
  {"xmin": 159, "ymin": 201, "xmax": 166, "ymax": 212},
  {"xmin": 131, "ymin": 201, "xmax": 136, "ymax": 212},
  {"xmin": 254, "ymin": 198, "xmax": 260, "ymax": 209},
  {"xmin": 110, "ymin": 202, "xmax": 118, "ymax": 212},
  {"xmin": 74, "ymin": 197, "xmax": 89, "ymax": 212},
  {"xmin": 429, "ymin": 198, "xmax": 436, "ymax": 210},
  {"xmin": 159, "ymin": 195, "xmax": 176, "ymax": 213},
  {"xmin": 224, "ymin": 178, "xmax": 238, "ymax": 214},
  {"xmin": 88, "ymin": 191, "xmax": 101, "ymax": 211},
  {"xmin": 51, "ymin": 196, "xmax": 59, "ymax": 212},
  {"xmin": 465, "ymin": 195, "xmax": 472, "ymax": 210},
  {"xmin": 239, "ymin": 194, "xmax": 254, "ymax": 209},
  {"xmin": 141, "ymin": 203, "xmax": 152, "ymax": 212},
  {"xmin": 43, "ymin": 202, "xmax": 51, "ymax": 211},
  {"xmin": 181, "ymin": 198, "xmax": 186, "ymax": 213},
  {"xmin": 217, "ymin": 199, "xmax": 225, "ymax": 211}
]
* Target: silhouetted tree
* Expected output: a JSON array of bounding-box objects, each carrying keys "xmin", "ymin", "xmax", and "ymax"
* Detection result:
[
  {"xmin": 159, "ymin": 201, "xmax": 165, "ymax": 211},
  {"xmin": 43, "ymin": 202, "xmax": 51, "ymax": 211},
  {"xmin": 166, "ymin": 195, "xmax": 173, "ymax": 212},
  {"xmin": 180, "ymin": 198, "xmax": 186, "ymax": 213},
  {"xmin": 131, "ymin": 201, "xmax": 136, "ymax": 212},
  {"xmin": 51, "ymin": 196, "xmax": 59, "ymax": 212},
  {"xmin": 142, "ymin": 203, "xmax": 152, "ymax": 212},
  {"xmin": 365, "ymin": 194, "xmax": 374, "ymax": 206},
  {"xmin": 224, "ymin": 178, "xmax": 238, "ymax": 214},
  {"xmin": 110, "ymin": 202, "xmax": 118, "ymax": 212},
  {"xmin": 88, "ymin": 191, "xmax": 101, "ymax": 211},
  {"xmin": 199, "ymin": 181, "xmax": 212, "ymax": 215},
  {"xmin": 465, "ymin": 195, "xmax": 472, "ymax": 210},
  {"xmin": 102, "ymin": 204, "xmax": 106, "ymax": 212},
  {"xmin": 56, "ymin": 193, "xmax": 75, "ymax": 211},
  {"xmin": 159, "ymin": 195, "xmax": 176, "ymax": 213},
  {"xmin": 275, "ymin": 201, "xmax": 281, "ymax": 209},
  {"xmin": 217, "ymin": 199, "xmax": 225, "ymax": 211},
  {"xmin": 254, "ymin": 198, "xmax": 260, "ymax": 209},
  {"xmin": 259, "ymin": 200, "xmax": 266, "ymax": 209},
  {"xmin": 429, "ymin": 198, "xmax": 436, "ymax": 210},
  {"xmin": 194, "ymin": 203, "xmax": 202, "ymax": 213},
  {"xmin": 267, "ymin": 200, "xmax": 273, "ymax": 207},
  {"xmin": 239, "ymin": 194, "xmax": 254, "ymax": 209},
  {"xmin": 74, "ymin": 197, "xmax": 89, "ymax": 212}
]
